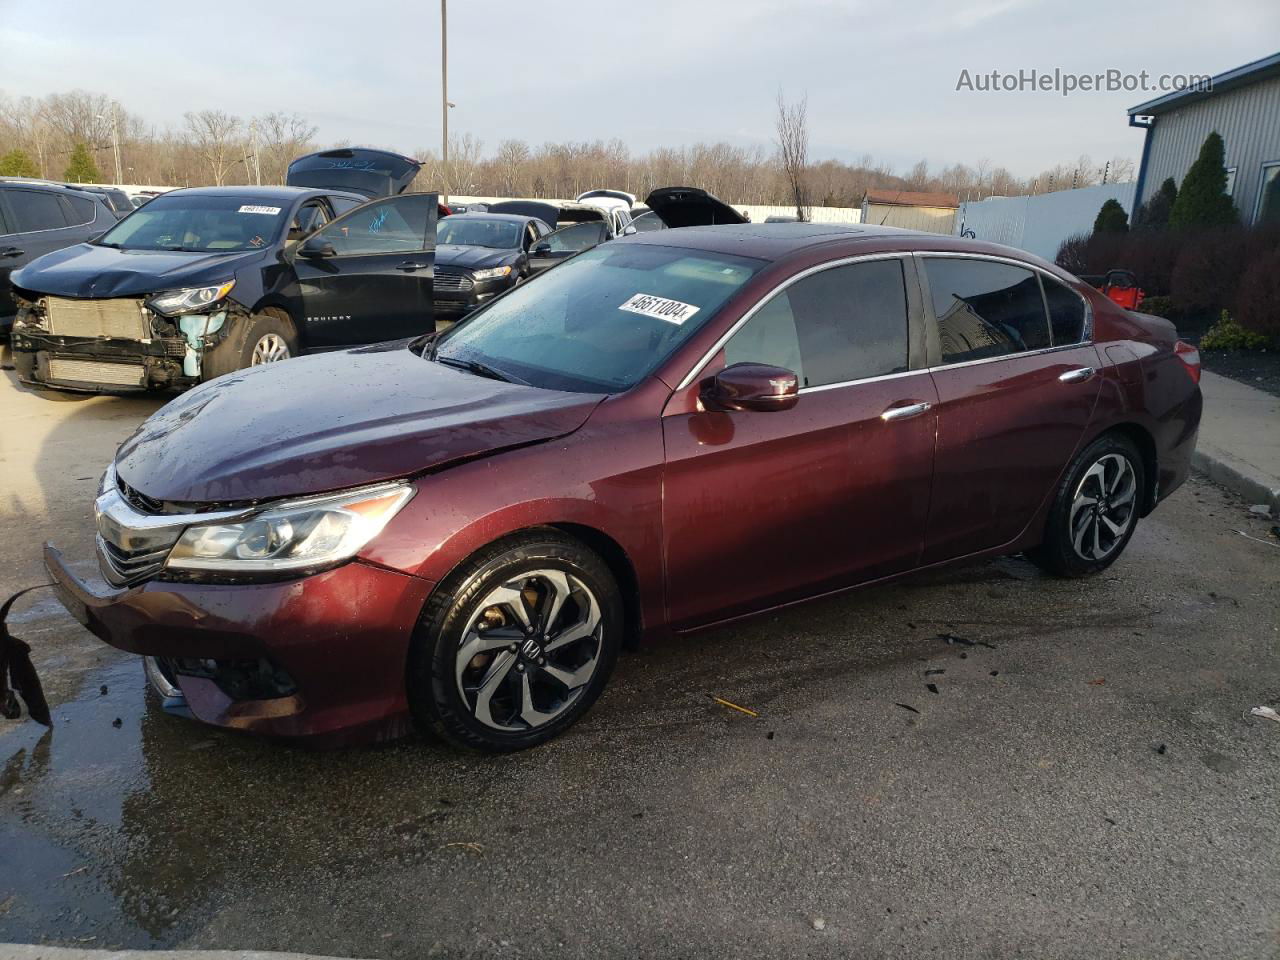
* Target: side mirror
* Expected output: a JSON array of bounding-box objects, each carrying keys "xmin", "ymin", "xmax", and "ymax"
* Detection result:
[
  {"xmin": 533, "ymin": 242, "xmax": 552, "ymax": 256},
  {"xmin": 701, "ymin": 362, "xmax": 799, "ymax": 413},
  {"xmin": 622, "ymin": 224, "xmax": 638, "ymax": 236},
  {"xmin": 299, "ymin": 236, "xmax": 337, "ymax": 259}
]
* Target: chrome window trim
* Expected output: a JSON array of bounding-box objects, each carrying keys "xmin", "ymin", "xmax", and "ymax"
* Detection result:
[
  {"xmin": 674, "ymin": 251, "xmax": 911, "ymax": 391},
  {"xmin": 912, "ymin": 251, "xmax": 1095, "ymax": 368},
  {"xmin": 797, "ymin": 366, "xmax": 926, "ymax": 394}
]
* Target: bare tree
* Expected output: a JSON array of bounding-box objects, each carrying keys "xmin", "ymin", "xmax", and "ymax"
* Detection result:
[
  {"xmin": 184, "ymin": 110, "xmax": 243, "ymax": 185},
  {"xmin": 775, "ymin": 91, "xmax": 810, "ymax": 221},
  {"xmin": 254, "ymin": 112, "xmax": 318, "ymax": 184},
  {"xmin": 494, "ymin": 138, "xmax": 530, "ymax": 195},
  {"xmin": 442, "ymin": 132, "xmax": 484, "ymax": 196}
]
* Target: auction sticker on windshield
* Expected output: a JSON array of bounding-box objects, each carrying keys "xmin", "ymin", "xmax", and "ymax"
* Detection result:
[
  {"xmin": 619, "ymin": 293, "xmax": 700, "ymax": 325},
  {"xmin": 238, "ymin": 205, "xmax": 281, "ymax": 215}
]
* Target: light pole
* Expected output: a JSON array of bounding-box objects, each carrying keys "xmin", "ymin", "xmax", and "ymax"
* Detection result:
[
  {"xmin": 441, "ymin": 0, "xmax": 449, "ymax": 205},
  {"xmin": 96, "ymin": 104, "xmax": 123, "ymax": 184}
]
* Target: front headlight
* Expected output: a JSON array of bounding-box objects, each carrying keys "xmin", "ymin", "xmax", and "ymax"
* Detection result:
[
  {"xmin": 471, "ymin": 266, "xmax": 513, "ymax": 281},
  {"xmin": 147, "ymin": 279, "xmax": 236, "ymax": 316},
  {"xmin": 165, "ymin": 482, "xmax": 414, "ymax": 576}
]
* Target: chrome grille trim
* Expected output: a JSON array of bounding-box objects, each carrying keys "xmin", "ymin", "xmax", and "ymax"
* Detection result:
[
  {"xmin": 434, "ymin": 270, "xmax": 474, "ymax": 293},
  {"xmin": 94, "ymin": 486, "xmax": 253, "ymax": 587},
  {"xmin": 45, "ymin": 296, "xmax": 150, "ymax": 340}
]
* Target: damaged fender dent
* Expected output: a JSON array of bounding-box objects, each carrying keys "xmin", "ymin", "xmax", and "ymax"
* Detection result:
[{"xmin": 177, "ymin": 309, "xmax": 233, "ymax": 378}]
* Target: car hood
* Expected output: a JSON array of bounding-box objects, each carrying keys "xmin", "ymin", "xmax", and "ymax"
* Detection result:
[
  {"xmin": 114, "ymin": 344, "xmax": 605, "ymax": 503},
  {"xmin": 11, "ymin": 243, "xmax": 264, "ymax": 299},
  {"xmin": 435, "ymin": 245, "xmax": 518, "ymax": 270}
]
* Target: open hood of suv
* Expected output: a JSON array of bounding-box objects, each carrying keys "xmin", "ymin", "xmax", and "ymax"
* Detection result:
[
  {"xmin": 645, "ymin": 187, "xmax": 748, "ymax": 227},
  {"xmin": 286, "ymin": 148, "xmax": 421, "ymax": 199}
]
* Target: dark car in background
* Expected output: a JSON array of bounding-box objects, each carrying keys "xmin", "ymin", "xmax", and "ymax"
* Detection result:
[
  {"xmin": 1, "ymin": 179, "xmax": 118, "ymax": 335},
  {"xmin": 47, "ymin": 221, "xmax": 1201, "ymax": 752},
  {"xmin": 487, "ymin": 199, "xmax": 623, "ymax": 276},
  {"xmin": 10, "ymin": 149, "xmax": 443, "ymax": 393},
  {"xmin": 433, "ymin": 213, "xmax": 551, "ymax": 319},
  {"xmin": 72, "ymin": 185, "xmax": 135, "ymax": 218}
]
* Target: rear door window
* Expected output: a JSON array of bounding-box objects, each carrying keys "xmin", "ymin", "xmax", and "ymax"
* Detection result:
[
  {"xmin": 924, "ymin": 258, "xmax": 1050, "ymax": 363},
  {"xmin": 1041, "ymin": 275, "xmax": 1088, "ymax": 345},
  {"xmin": 723, "ymin": 259, "xmax": 910, "ymax": 388},
  {"xmin": 7, "ymin": 189, "xmax": 69, "ymax": 232}
]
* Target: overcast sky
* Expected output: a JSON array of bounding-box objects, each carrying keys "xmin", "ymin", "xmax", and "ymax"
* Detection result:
[{"xmin": 1, "ymin": 0, "xmax": 1276, "ymax": 178}]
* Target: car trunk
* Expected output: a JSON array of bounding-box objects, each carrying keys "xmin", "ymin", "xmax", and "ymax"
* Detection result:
[
  {"xmin": 286, "ymin": 148, "xmax": 422, "ymax": 198},
  {"xmin": 645, "ymin": 187, "xmax": 748, "ymax": 227}
]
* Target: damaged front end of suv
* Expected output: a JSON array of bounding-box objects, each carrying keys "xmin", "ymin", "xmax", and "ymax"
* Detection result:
[{"xmin": 11, "ymin": 280, "xmax": 250, "ymax": 392}]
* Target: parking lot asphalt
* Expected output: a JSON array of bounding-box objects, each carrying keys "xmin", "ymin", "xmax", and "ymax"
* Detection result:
[{"xmin": 2, "ymin": 360, "xmax": 1279, "ymax": 960}]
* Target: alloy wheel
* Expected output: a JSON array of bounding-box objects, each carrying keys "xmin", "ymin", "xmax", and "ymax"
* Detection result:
[
  {"xmin": 1069, "ymin": 453, "xmax": 1137, "ymax": 562},
  {"xmin": 454, "ymin": 569, "xmax": 604, "ymax": 732},
  {"xmin": 250, "ymin": 333, "xmax": 291, "ymax": 365}
]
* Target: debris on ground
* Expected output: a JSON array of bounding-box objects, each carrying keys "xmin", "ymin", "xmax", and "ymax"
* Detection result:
[
  {"xmin": 989, "ymin": 670, "xmax": 1000, "ymax": 677},
  {"xmin": 926, "ymin": 683, "xmax": 939, "ymax": 694},
  {"xmin": 811, "ymin": 917, "xmax": 827, "ymax": 931},
  {"xmin": 1154, "ymin": 743, "xmax": 1167, "ymax": 755},
  {"xmin": 1, "ymin": 585, "xmax": 53, "ymax": 726},
  {"xmin": 924, "ymin": 668, "xmax": 945, "ymax": 676},
  {"xmin": 709, "ymin": 695, "xmax": 759, "ymax": 718},
  {"xmin": 111, "ymin": 717, "xmax": 122, "ymax": 728},
  {"xmin": 766, "ymin": 731, "xmax": 775, "ymax": 740},
  {"xmin": 1090, "ymin": 677, "xmax": 1106, "ymax": 685},
  {"xmin": 938, "ymin": 632, "xmax": 997, "ymax": 649},
  {"xmin": 1248, "ymin": 504, "xmax": 1273, "ymax": 517},
  {"xmin": 894, "ymin": 702, "xmax": 920, "ymax": 714},
  {"xmin": 441, "ymin": 842, "xmax": 484, "ymax": 854},
  {"xmin": 99, "ymin": 685, "xmax": 108, "ymax": 696},
  {"xmin": 1235, "ymin": 529, "xmax": 1280, "ymax": 548},
  {"xmin": 1249, "ymin": 706, "xmax": 1280, "ymax": 724}
]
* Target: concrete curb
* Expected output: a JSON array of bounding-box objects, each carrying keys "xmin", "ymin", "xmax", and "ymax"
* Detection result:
[
  {"xmin": 1193, "ymin": 443, "xmax": 1280, "ymax": 516},
  {"xmin": 0, "ymin": 947, "xmax": 374, "ymax": 960}
]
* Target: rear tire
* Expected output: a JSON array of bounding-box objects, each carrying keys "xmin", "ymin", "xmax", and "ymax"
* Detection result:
[
  {"xmin": 407, "ymin": 531, "xmax": 622, "ymax": 752},
  {"xmin": 1027, "ymin": 433, "xmax": 1145, "ymax": 578},
  {"xmin": 201, "ymin": 309, "xmax": 298, "ymax": 382}
]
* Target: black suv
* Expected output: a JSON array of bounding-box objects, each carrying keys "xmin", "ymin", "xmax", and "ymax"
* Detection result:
[
  {"xmin": 10, "ymin": 149, "xmax": 445, "ymax": 393},
  {"xmin": 0, "ymin": 179, "xmax": 117, "ymax": 335}
]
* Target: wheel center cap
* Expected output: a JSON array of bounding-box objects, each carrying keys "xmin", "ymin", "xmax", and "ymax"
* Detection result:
[{"xmin": 520, "ymin": 637, "xmax": 543, "ymax": 660}]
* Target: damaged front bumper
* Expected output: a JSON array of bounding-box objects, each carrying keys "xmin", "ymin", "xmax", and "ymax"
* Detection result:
[
  {"xmin": 44, "ymin": 543, "xmax": 435, "ymax": 744},
  {"xmin": 10, "ymin": 298, "xmax": 242, "ymax": 392}
]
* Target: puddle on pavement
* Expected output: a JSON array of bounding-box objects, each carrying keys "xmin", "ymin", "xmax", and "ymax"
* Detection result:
[{"xmin": 0, "ymin": 652, "xmax": 502, "ymax": 948}]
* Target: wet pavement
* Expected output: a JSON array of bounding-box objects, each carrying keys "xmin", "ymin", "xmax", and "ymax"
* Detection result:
[{"xmin": 2, "ymin": 369, "xmax": 1279, "ymax": 959}]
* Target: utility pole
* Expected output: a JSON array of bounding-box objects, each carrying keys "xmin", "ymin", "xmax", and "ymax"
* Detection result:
[
  {"xmin": 110, "ymin": 102, "xmax": 122, "ymax": 184},
  {"xmin": 249, "ymin": 120, "xmax": 262, "ymax": 185},
  {"xmin": 441, "ymin": 0, "xmax": 449, "ymax": 205}
]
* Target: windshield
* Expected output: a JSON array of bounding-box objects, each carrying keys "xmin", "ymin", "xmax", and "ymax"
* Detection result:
[
  {"xmin": 433, "ymin": 243, "xmax": 763, "ymax": 393},
  {"xmin": 438, "ymin": 217, "xmax": 521, "ymax": 249},
  {"xmin": 97, "ymin": 194, "xmax": 289, "ymax": 252}
]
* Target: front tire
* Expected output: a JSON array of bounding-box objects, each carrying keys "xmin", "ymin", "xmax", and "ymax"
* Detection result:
[
  {"xmin": 408, "ymin": 531, "xmax": 622, "ymax": 752},
  {"xmin": 1028, "ymin": 433, "xmax": 1144, "ymax": 577},
  {"xmin": 201, "ymin": 309, "xmax": 298, "ymax": 381}
]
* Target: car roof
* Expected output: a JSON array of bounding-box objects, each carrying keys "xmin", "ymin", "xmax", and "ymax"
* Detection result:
[
  {"xmin": 446, "ymin": 212, "xmax": 541, "ymax": 225},
  {"xmin": 621, "ymin": 221, "xmax": 1071, "ymax": 277},
  {"xmin": 623, "ymin": 222, "xmax": 919, "ymax": 258},
  {"xmin": 0, "ymin": 177, "xmax": 104, "ymax": 198},
  {"xmin": 161, "ymin": 185, "xmax": 366, "ymax": 203}
]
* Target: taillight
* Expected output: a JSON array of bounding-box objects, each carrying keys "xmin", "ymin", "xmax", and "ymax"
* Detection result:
[{"xmin": 1174, "ymin": 340, "xmax": 1201, "ymax": 384}]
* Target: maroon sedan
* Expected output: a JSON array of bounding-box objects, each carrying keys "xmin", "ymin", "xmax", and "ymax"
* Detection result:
[{"xmin": 47, "ymin": 223, "xmax": 1202, "ymax": 751}]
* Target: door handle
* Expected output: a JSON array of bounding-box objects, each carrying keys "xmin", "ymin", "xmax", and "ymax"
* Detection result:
[
  {"xmin": 396, "ymin": 261, "xmax": 429, "ymax": 272},
  {"xmin": 1058, "ymin": 366, "xmax": 1096, "ymax": 383},
  {"xmin": 880, "ymin": 401, "xmax": 932, "ymax": 422},
  {"xmin": 0, "ymin": 247, "xmax": 24, "ymax": 259}
]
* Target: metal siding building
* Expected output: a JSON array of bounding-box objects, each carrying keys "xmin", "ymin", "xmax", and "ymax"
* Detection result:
[{"xmin": 1130, "ymin": 52, "xmax": 1280, "ymax": 224}]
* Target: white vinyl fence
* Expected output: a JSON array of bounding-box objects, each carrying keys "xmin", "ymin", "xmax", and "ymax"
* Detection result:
[{"xmin": 954, "ymin": 183, "xmax": 1137, "ymax": 261}]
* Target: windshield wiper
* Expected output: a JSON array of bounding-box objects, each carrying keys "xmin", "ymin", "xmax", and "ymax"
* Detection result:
[{"xmin": 435, "ymin": 354, "xmax": 526, "ymax": 385}]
